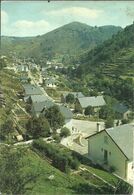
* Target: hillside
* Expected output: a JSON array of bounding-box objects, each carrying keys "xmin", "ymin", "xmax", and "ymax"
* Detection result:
[
  {"xmin": 73, "ymin": 23, "xmax": 134, "ymax": 107},
  {"xmin": 0, "ymin": 144, "xmax": 121, "ymax": 194},
  {"xmin": 76, "ymin": 23, "xmax": 134, "ymax": 78},
  {"xmin": 1, "ymin": 22, "xmax": 122, "ymax": 60}
]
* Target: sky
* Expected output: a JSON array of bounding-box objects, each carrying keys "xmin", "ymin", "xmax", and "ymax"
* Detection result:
[{"xmin": 1, "ymin": 1, "xmax": 134, "ymax": 37}]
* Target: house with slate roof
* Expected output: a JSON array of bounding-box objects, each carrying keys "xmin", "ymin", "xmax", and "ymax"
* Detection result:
[
  {"xmin": 113, "ymin": 103, "xmax": 131, "ymax": 120},
  {"xmin": 30, "ymin": 94, "xmax": 50, "ymax": 104},
  {"xmin": 45, "ymin": 78, "xmax": 57, "ymax": 88},
  {"xmin": 61, "ymin": 92, "xmax": 84, "ymax": 103},
  {"xmin": 19, "ymin": 75, "xmax": 29, "ymax": 83},
  {"xmin": 31, "ymin": 100, "xmax": 55, "ymax": 117},
  {"xmin": 16, "ymin": 64, "xmax": 29, "ymax": 72},
  {"xmin": 23, "ymin": 84, "xmax": 43, "ymax": 101},
  {"xmin": 59, "ymin": 105, "xmax": 73, "ymax": 129},
  {"xmin": 86, "ymin": 124, "xmax": 134, "ymax": 184},
  {"xmin": 59, "ymin": 105, "xmax": 73, "ymax": 119},
  {"xmin": 31, "ymin": 98, "xmax": 73, "ymax": 128},
  {"xmin": 75, "ymin": 96, "xmax": 106, "ymax": 114}
]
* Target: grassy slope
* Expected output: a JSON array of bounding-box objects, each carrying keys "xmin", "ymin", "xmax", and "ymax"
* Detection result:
[
  {"xmin": 22, "ymin": 149, "xmax": 87, "ymax": 194},
  {"xmin": 22, "ymin": 148, "xmax": 119, "ymax": 194},
  {"xmin": 82, "ymin": 165, "xmax": 118, "ymax": 185}
]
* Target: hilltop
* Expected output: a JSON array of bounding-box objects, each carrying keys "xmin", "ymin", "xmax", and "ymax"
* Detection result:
[{"xmin": 1, "ymin": 22, "xmax": 122, "ymax": 60}]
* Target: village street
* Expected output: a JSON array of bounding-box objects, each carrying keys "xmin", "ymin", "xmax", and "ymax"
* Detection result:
[{"xmin": 61, "ymin": 119, "xmax": 105, "ymax": 155}]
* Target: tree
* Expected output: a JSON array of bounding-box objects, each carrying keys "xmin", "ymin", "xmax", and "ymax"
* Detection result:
[
  {"xmin": 45, "ymin": 105, "xmax": 65, "ymax": 131},
  {"xmin": 99, "ymin": 105, "xmax": 114, "ymax": 119},
  {"xmin": 0, "ymin": 58, "xmax": 7, "ymax": 69},
  {"xmin": 52, "ymin": 134, "xmax": 61, "ymax": 143},
  {"xmin": 75, "ymin": 101, "xmax": 83, "ymax": 113},
  {"xmin": 0, "ymin": 146, "xmax": 41, "ymax": 194},
  {"xmin": 105, "ymin": 117, "xmax": 114, "ymax": 128},
  {"xmin": 25, "ymin": 103, "xmax": 31, "ymax": 113},
  {"xmin": 28, "ymin": 78, "xmax": 31, "ymax": 83},
  {"xmin": 0, "ymin": 118, "xmax": 14, "ymax": 140},
  {"xmin": 26, "ymin": 116, "xmax": 50, "ymax": 138},
  {"xmin": 60, "ymin": 127, "xmax": 71, "ymax": 137},
  {"xmin": 114, "ymin": 179, "xmax": 133, "ymax": 194},
  {"xmin": 84, "ymin": 106, "xmax": 94, "ymax": 116},
  {"xmin": 73, "ymin": 183, "xmax": 100, "ymax": 194},
  {"xmin": 100, "ymin": 179, "xmax": 133, "ymax": 194},
  {"xmin": 66, "ymin": 93, "xmax": 75, "ymax": 104},
  {"xmin": 89, "ymin": 89, "xmax": 98, "ymax": 97},
  {"xmin": 121, "ymin": 118, "xmax": 129, "ymax": 125}
]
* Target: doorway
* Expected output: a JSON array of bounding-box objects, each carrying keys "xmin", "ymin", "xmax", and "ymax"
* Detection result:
[{"xmin": 104, "ymin": 150, "xmax": 108, "ymax": 164}]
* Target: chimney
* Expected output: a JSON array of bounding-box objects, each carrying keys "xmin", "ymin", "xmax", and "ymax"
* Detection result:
[{"xmin": 97, "ymin": 123, "xmax": 100, "ymax": 132}]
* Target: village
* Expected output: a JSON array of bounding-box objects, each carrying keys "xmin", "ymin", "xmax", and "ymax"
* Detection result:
[
  {"xmin": 0, "ymin": 54, "xmax": 133, "ymax": 187},
  {"xmin": 1, "ymin": 1, "xmax": 134, "ymax": 193}
]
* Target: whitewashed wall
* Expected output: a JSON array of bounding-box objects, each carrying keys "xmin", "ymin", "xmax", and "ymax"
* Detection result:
[{"xmin": 88, "ymin": 131, "xmax": 128, "ymax": 179}]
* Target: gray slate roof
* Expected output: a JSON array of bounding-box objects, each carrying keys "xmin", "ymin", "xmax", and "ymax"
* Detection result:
[
  {"xmin": 113, "ymin": 103, "xmax": 129, "ymax": 114},
  {"xmin": 33, "ymin": 100, "xmax": 54, "ymax": 113},
  {"xmin": 106, "ymin": 124, "xmax": 134, "ymax": 160},
  {"xmin": 31, "ymin": 95, "xmax": 49, "ymax": 103},
  {"xmin": 78, "ymin": 96, "xmax": 106, "ymax": 108},
  {"xmin": 59, "ymin": 105, "xmax": 73, "ymax": 119},
  {"xmin": 23, "ymin": 84, "xmax": 43, "ymax": 96}
]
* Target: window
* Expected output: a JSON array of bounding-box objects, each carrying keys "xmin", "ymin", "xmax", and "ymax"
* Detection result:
[{"xmin": 104, "ymin": 136, "xmax": 108, "ymax": 144}]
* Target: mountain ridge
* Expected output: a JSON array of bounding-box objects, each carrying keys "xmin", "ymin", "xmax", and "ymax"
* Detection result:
[{"xmin": 1, "ymin": 21, "xmax": 122, "ymax": 60}]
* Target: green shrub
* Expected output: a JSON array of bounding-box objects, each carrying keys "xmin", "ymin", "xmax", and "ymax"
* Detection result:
[
  {"xmin": 32, "ymin": 139, "xmax": 80, "ymax": 173},
  {"xmin": 60, "ymin": 127, "xmax": 70, "ymax": 138},
  {"xmin": 70, "ymin": 158, "xmax": 80, "ymax": 170},
  {"xmin": 52, "ymin": 134, "xmax": 61, "ymax": 143},
  {"xmin": 121, "ymin": 119, "xmax": 129, "ymax": 124}
]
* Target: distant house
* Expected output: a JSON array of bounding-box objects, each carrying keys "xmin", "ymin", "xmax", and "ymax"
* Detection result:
[
  {"xmin": 46, "ymin": 61, "xmax": 52, "ymax": 65},
  {"xmin": 61, "ymin": 92, "xmax": 84, "ymax": 103},
  {"xmin": 31, "ymin": 100, "xmax": 55, "ymax": 117},
  {"xmin": 86, "ymin": 124, "xmax": 134, "ymax": 184},
  {"xmin": 23, "ymin": 84, "xmax": 43, "ymax": 101},
  {"xmin": 16, "ymin": 64, "xmax": 29, "ymax": 72},
  {"xmin": 59, "ymin": 105, "xmax": 73, "ymax": 129},
  {"xmin": 29, "ymin": 63, "xmax": 38, "ymax": 70},
  {"xmin": 113, "ymin": 103, "xmax": 131, "ymax": 119},
  {"xmin": 19, "ymin": 76, "xmax": 29, "ymax": 83},
  {"xmin": 41, "ymin": 67, "xmax": 47, "ymax": 72},
  {"xmin": 30, "ymin": 94, "xmax": 50, "ymax": 104},
  {"xmin": 45, "ymin": 78, "xmax": 57, "ymax": 88},
  {"xmin": 75, "ymin": 96, "xmax": 106, "ymax": 113},
  {"xmin": 31, "ymin": 98, "xmax": 73, "ymax": 128},
  {"xmin": 41, "ymin": 71, "xmax": 48, "ymax": 80}
]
